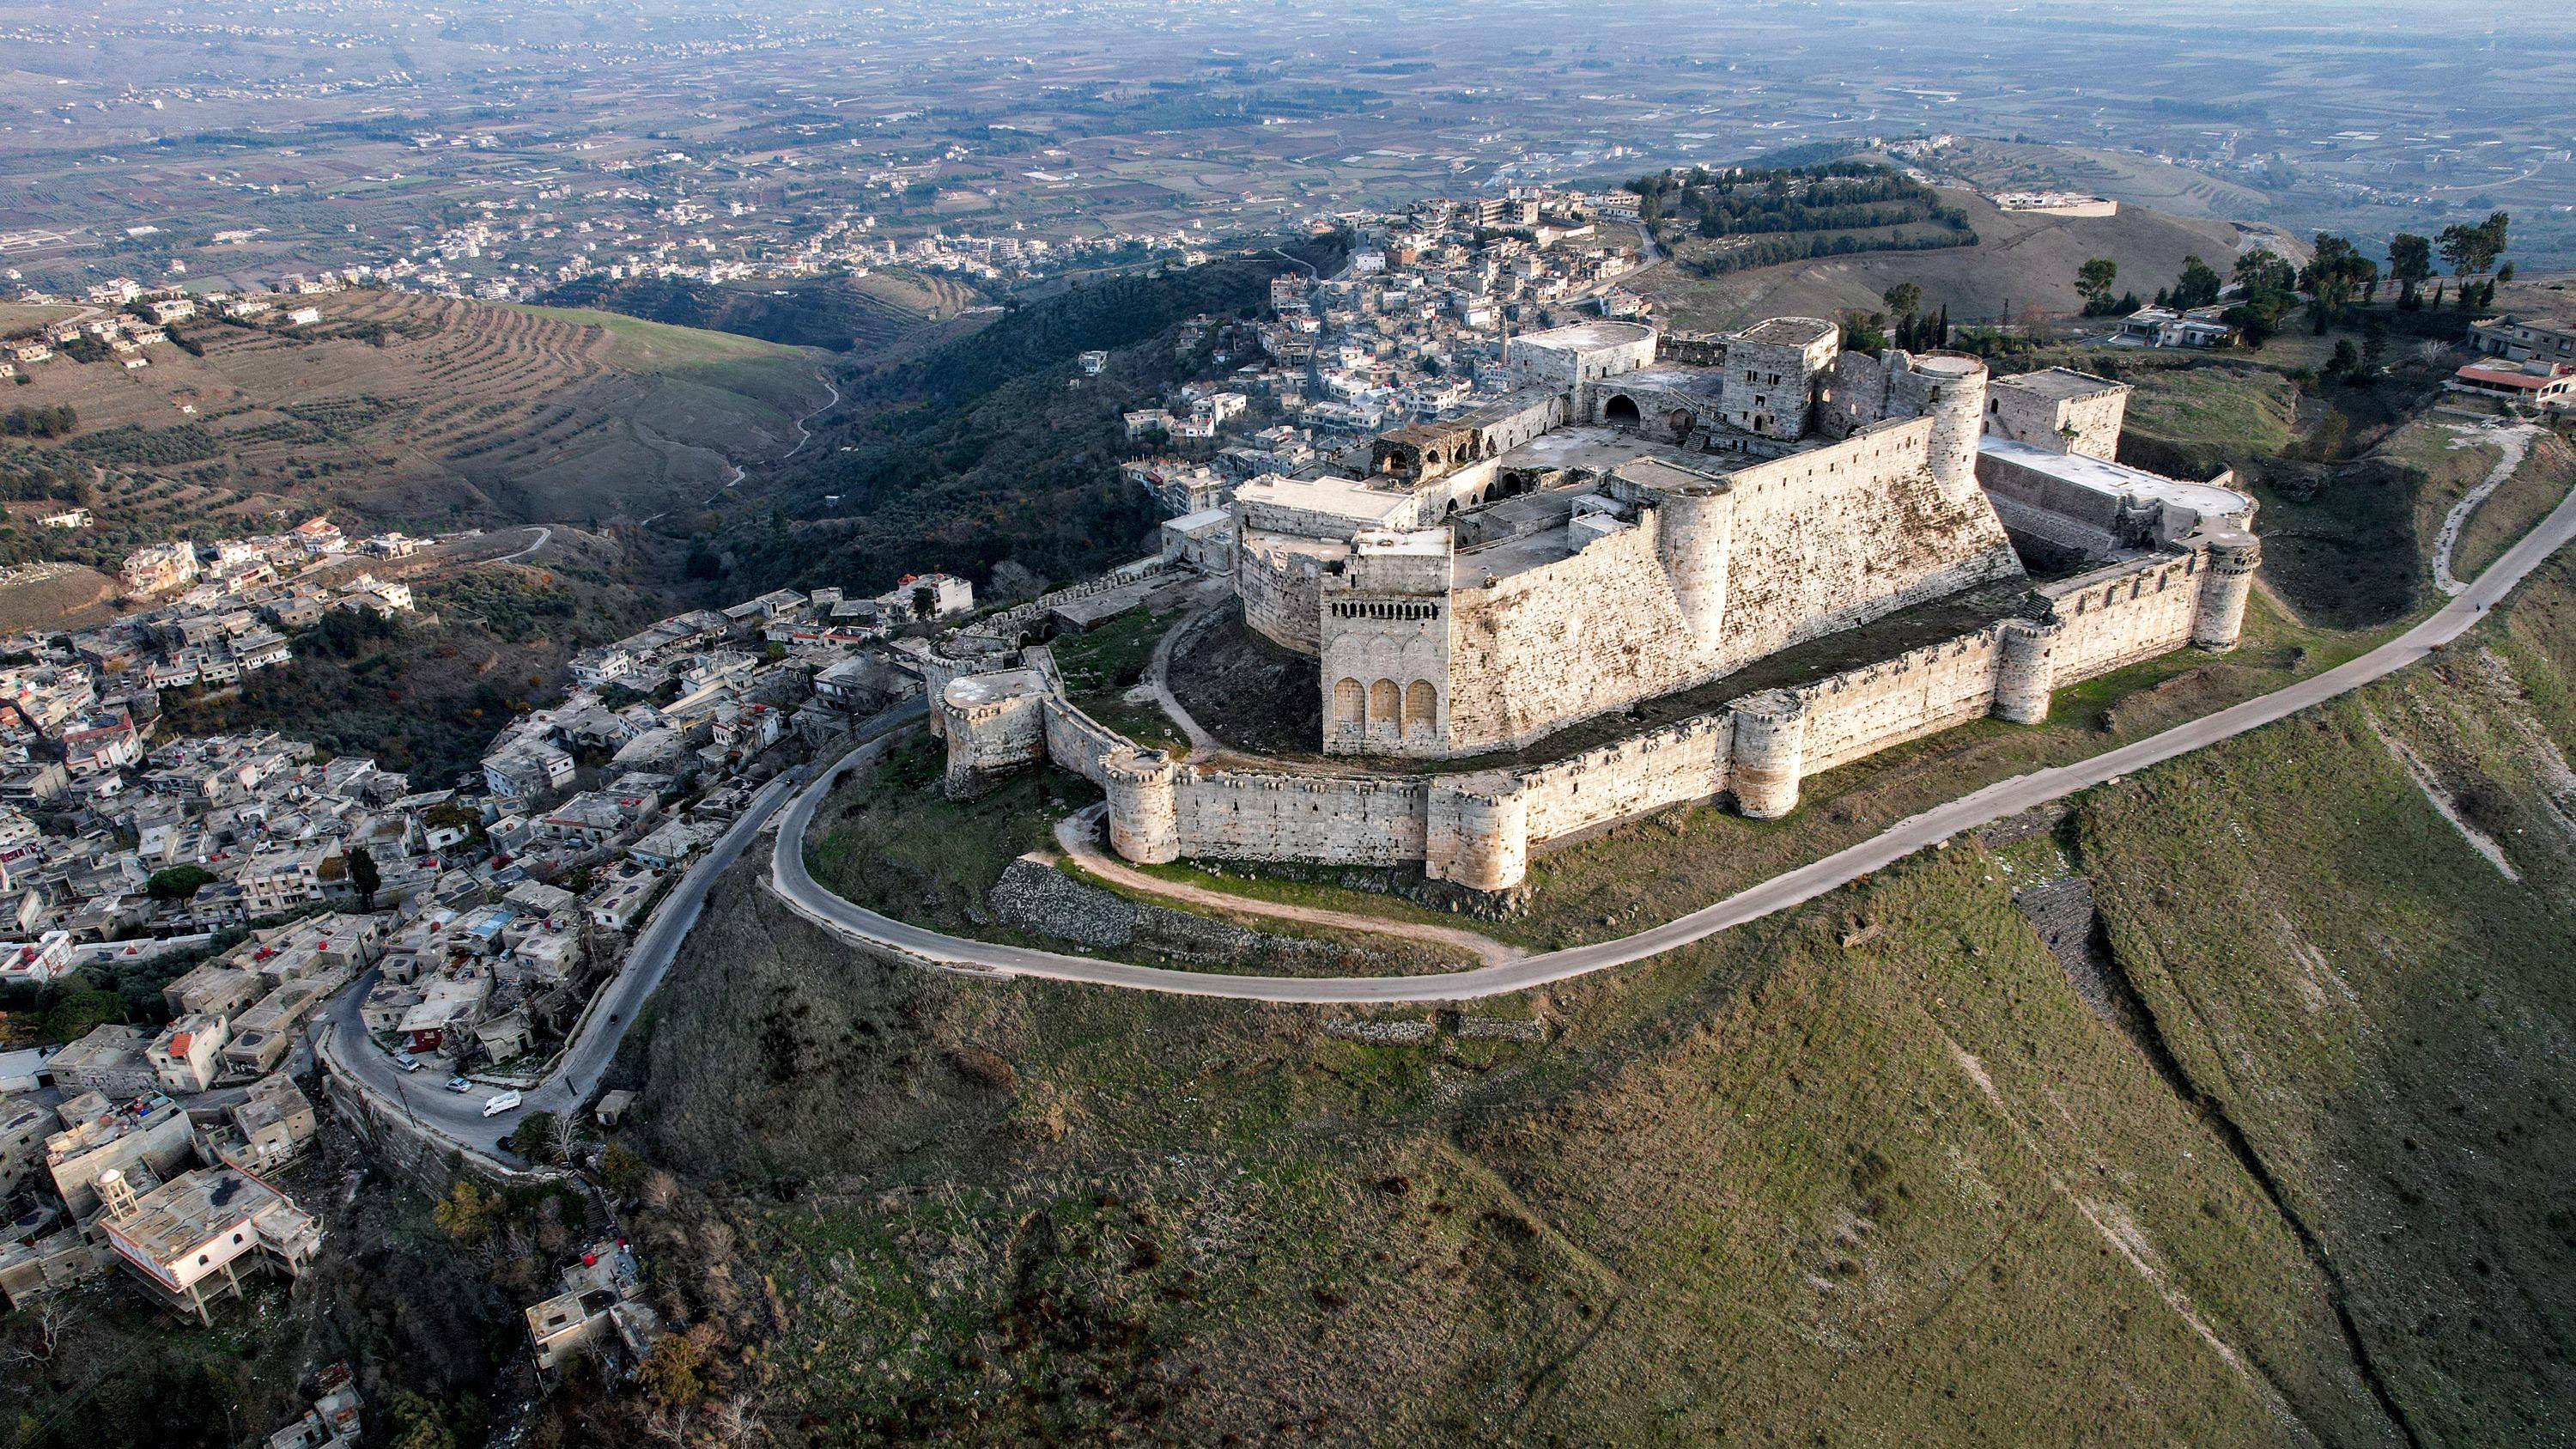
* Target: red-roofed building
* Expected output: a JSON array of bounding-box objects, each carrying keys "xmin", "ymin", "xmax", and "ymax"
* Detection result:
[{"xmin": 2451, "ymin": 360, "xmax": 2576, "ymax": 412}]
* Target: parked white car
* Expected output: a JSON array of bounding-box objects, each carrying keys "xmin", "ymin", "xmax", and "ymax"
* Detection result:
[{"xmin": 481, "ymin": 1089, "xmax": 523, "ymax": 1117}]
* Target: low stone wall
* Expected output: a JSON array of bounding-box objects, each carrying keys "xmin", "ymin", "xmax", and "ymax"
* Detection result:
[
  {"xmin": 1170, "ymin": 768, "xmax": 1429, "ymax": 864},
  {"xmin": 1042, "ymin": 697, "xmax": 1127, "ymax": 787},
  {"xmin": 987, "ymin": 858, "xmax": 1458, "ymax": 972}
]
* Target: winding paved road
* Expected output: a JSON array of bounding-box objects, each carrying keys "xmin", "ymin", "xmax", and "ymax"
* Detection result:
[
  {"xmin": 770, "ymin": 479, "xmax": 2576, "ymax": 1004},
  {"xmin": 318, "ymin": 703, "xmax": 922, "ymax": 1155}
]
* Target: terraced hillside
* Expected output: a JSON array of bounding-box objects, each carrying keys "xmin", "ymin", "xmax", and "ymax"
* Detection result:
[
  {"xmin": 539, "ymin": 268, "xmax": 987, "ymax": 356},
  {"xmin": 0, "ymin": 290, "xmax": 834, "ymax": 548}
]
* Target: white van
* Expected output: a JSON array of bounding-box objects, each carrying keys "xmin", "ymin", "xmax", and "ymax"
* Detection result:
[{"xmin": 481, "ymin": 1089, "xmax": 523, "ymax": 1117}]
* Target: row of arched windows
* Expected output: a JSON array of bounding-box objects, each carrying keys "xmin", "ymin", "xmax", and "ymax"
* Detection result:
[
  {"xmin": 1333, "ymin": 677, "xmax": 1439, "ymax": 736},
  {"xmin": 1332, "ymin": 600, "xmax": 1440, "ymax": 621}
]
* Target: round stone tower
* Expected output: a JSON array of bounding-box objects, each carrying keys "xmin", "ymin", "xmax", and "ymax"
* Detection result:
[
  {"xmin": 1890, "ymin": 350, "xmax": 1991, "ymax": 500},
  {"xmin": 2192, "ymin": 533, "xmax": 2262, "ymax": 651},
  {"xmin": 1652, "ymin": 481, "xmax": 1735, "ymax": 649},
  {"xmin": 1992, "ymin": 617, "xmax": 2063, "ymax": 725},
  {"xmin": 1729, "ymin": 689, "xmax": 1809, "ymax": 819},
  {"xmin": 1103, "ymin": 746, "xmax": 1181, "ymax": 864},
  {"xmin": 1432, "ymin": 777, "xmax": 1529, "ymax": 893}
]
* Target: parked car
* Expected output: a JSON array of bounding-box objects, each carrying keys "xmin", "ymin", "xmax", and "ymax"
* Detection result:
[
  {"xmin": 481, "ymin": 1089, "xmax": 523, "ymax": 1117},
  {"xmin": 392, "ymin": 1053, "xmax": 421, "ymax": 1073},
  {"xmin": 444, "ymin": 1075, "xmax": 472, "ymax": 1094}
]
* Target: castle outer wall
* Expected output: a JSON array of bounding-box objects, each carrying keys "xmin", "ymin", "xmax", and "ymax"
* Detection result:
[{"xmin": 942, "ymin": 532, "xmax": 2257, "ymax": 893}]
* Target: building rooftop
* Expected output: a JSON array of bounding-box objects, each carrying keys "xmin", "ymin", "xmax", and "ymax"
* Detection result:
[
  {"xmin": 1978, "ymin": 436, "xmax": 2252, "ymax": 525},
  {"xmin": 108, "ymin": 1166, "xmax": 313, "ymax": 1266},
  {"xmin": 1235, "ymin": 473, "xmax": 1419, "ymax": 526},
  {"xmin": 1735, "ymin": 316, "xmax": 1836, "ymax": 348},
  {"xmin": 943, "ymin": 668, "xmax": 1045, "ymax": 708},
  {"xmin": 1991, "ymin": 366, "xmax": 2129, "ymax": 402},
  {"xmin": 1510, "ymin": 320, "xmax": 1656, "ymax": 352}
]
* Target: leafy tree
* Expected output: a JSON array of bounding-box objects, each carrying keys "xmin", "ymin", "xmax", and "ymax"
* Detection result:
[
  {"xmin": 385, "ymin": 1392, "xmax": 459, "ymax": 1449},
  {"xmin": 1880, "ymin": 282, "xmax": 1923, "ymax": 319},
  {"xmin": 911, "ymin": 584, "xmax": 935, "ymax": 620},
  {"xmin": 147, "ymin": 864, "xmax": 216, "ymax": 900},
  {"xmin": 2300, "ymin": 234, "xmax": 2378, "ymax": 332},
  {"xmin": 508, "ymin": 1110, "xmax": 562, "ymax": 1162},
  {"xmin": 348, "ymin": 845, "xmax": 380, "ymax": 910},
  {"xmin": 2233, "ymin": 248, "xmax": 2296, "ymax": 297},
  {"xmin": 2327, "ymin": 337, "xmax": 2364, "ymax": 382},
  {"xmin": 638, "ymin": 1330, "xmax": 710, "ymax": 1410},
  {"xmin": 2437, "ymin": 211, "xmax": 2510, "ymax": 277},
  {"xmin": 2075, "ymin": 257, "xmax": 2119, "ymax": 314},
  {"xmin": 45, "ymin": 984, "xmax": 125, "ymax": 1043},
  {"xmin": 1838, "ymin": 308, "xmax": 1889, "ymax": 353},
  {"xmin": 431, "ymin": 1180, "xmax": 504, "ymax": 1245},
  {"xmin": 2388, "ymin": 233, "xmax": 2433, "ymax": 307},
  {"xmin": 2172, "ymin": 255, "xmax": 2223, "ymax": 310}
]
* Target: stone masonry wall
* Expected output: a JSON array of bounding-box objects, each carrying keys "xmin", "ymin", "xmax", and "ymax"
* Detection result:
[
  {"xmin": 2042, "ymin": 551, "xmax": 2203, "ymax": 685},
  {"xmin": 1238, "ymin": 538, "xmax": 1328, "ymax": 653},
  {"xmin": 1710, "ymin": 417, "xmax": 2024, "ymax": 675},
  {"xmin": 1171, "ymin": 768, "xmax": 1430, "ymax": 864},
  {"xmin": 1442, "ymin": 515, "xmax": 1706, "ymax": 753},
  {"xmin": 1042, "ymin": 697, "xmax": 1126, "ymax": 787},
  {"xmin": 1513, "ymin": 713, "xmax": 1733, "ymax": 841},
  {"xmin": 1792, "ymin": 630, "xmax": 2008, "ymax": 775},
  {"xmin": 1058, "ymin": 540, "xmax": 2231, "ymax": 891}
]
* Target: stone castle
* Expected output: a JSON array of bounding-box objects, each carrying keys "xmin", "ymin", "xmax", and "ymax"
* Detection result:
[{"xmin": 933, "ymin": 317, "xmax": 2262, "ymax": 897}]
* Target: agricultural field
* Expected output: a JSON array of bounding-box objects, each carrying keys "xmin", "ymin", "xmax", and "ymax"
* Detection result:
[
  {"xmin": 0, "ymin": 290, "xmax": 835, "ymax": 554},
  {"xmin": 1635, "ymin": 189, "xmax": 2293, "ymax": 332}
]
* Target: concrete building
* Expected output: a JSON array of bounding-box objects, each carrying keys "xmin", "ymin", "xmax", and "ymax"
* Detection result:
[
  {"xmin": 147, "ymin": 1013, "xmax": 231, "ymax": 1093},
  {"xmin": 47, "ymin": 1024, "xmax": 159, "ymax": 1099},
  {"xmin": 98, "ymin": 1165, "xmax": 322, "ymax": 1324},
  {"xmin": 2470, "ymin": 314, "xmax": 2576, "ymax": 368},
  {"xmin": 526, "ymin": 1239, "xmax": 656, "ymax": 1373}
]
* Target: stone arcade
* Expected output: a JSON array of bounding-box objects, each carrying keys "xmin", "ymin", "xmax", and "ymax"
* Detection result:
[{"xmin": 939, "ymin": 320, "xmax": 2260, "ymax": 896}]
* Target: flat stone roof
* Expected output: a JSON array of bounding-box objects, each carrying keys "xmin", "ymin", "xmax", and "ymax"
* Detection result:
[
  {"xmin": 1494, "ymin": 424, "xmax": 1745, "ymax": 477},
  {"xmin": 943, "ymin": 668, "xmax": 1044, "ymax": 707},
  {"xmin": 1234, "ymin": 473, "xmax": 1417, "ymax": 524},
  {"xmin": 1991, "ymin": 366, "xmax": 2128, "ymax": 401},
  {"xmin": 1513, "ymin": 320, "xmax": 1656, "ymax": 351},
  {"xmin": 1736, "ymin": 316, "xmax": 1836, "ymax": 347},
  {"xmin": 1978, "ymin": 436, "xmax": 2251, "ymax": 523}
]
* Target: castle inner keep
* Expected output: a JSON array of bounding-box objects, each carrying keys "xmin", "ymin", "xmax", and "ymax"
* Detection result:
[{"xmin": 936, "ymin": 318, "xmax": 2262, "ymax": 895}]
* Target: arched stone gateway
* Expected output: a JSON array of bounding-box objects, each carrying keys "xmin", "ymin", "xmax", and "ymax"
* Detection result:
[
  {"xmin": 1603, "ymin": 393, "xmax": 1642, "ymax": 427},
  {"xmin": 1667, "ymin": 407, "xmax": 1693, "ymax": 440}
]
